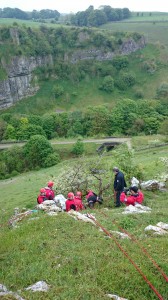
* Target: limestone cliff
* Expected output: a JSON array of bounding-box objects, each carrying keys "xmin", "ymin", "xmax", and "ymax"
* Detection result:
[
  {"xmin": 0, "ymin": 55, "xmax": 53, "ymax": 109},
  {"xmin": 0, "ymin": 26, "xmax": 146, "ymax": 110}
]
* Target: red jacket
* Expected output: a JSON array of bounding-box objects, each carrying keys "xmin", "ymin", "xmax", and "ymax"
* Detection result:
[
  {"xmin": 37, "ymin": 195, "xmax": 47, "ymax": 204},
  {"xmin": 74, "ymin": 196, "xmax": 85, "ymax": 211},
  {"xmin": 44, "ymin": 187, "xmax": 55, "ymax": 200},
  {"xmin": 65, "ymin": 199, "xmax": 77, "ymax": 212},
  {"xmin": 86, "ymin": 190, "xmax": 94, "ymax": 199},
  {"xmin": 120, "ymin": 191, "xmax": 144, "ymax": 206}
]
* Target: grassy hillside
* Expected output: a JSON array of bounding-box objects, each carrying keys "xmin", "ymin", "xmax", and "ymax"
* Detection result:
[
  {"xmin": 101, "ymin": 18, "xmax": 168, "ymax": 46},
  {"xmin": 0, "ymin": 139, "xmax": 168, "ymax": 299}
]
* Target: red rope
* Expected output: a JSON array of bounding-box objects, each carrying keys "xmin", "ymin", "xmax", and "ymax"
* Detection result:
[
  {"xmin": 100, "ymin": 211, "xmax": 168, "ymax": 283},
  {"xmin": 87, "ymin": 214, "xmax": 164, "ymax": 300}
]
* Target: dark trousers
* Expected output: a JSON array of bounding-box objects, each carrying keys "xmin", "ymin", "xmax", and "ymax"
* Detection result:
[{"xmin": 116, "ymin": 191, "xmax": 121, "ymax": 206}]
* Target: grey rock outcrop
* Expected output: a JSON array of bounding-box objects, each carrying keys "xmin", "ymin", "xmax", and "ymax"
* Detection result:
[
  {"xmin": 0, "ymin": 55, "xmax": 53, "ymax": 109},
  {"xmin": 71, "ymin": 37, "xmax": 146, "ymax": 63}
]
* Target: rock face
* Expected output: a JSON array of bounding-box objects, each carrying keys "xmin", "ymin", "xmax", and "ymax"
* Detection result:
[
  {"xmin": 0, "ymin": 55, "xmax": 53, "ymax": 109},
  {"xmin": 70, "ymin": 36, "xmax": 146, "ymax": 63},
  {"xmin": 0, "ymin": 35, "xmax": 146, "ymax": 110}
]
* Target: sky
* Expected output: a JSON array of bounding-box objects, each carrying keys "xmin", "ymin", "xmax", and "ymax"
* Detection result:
[{"xmin": 0, "ymin": 0, "xmax": 168, "ymax": 14}]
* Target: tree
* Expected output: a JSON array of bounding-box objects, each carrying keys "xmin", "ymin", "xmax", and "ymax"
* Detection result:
[
  {"xmin": 0, "ymin": 119, "xmax": 7, "ymax": 141},
  {"xmin": 112, "ymin": 56, "xmax": 129, "ymax": 70},
  {"xmin": 43, "ymin": 153, "xmax": 60, "ymax": 168},
  {"xmin": 42, "ymin": 115, "xmax": 55, "ymax": 139},
  {"xmin": 115, "ymin": 71, "xmax": 136, "ymax": 90},
  {"xmin": 3, "ymin": 146, "xmax": 25, "ymax": 174},
  {"xmin": 23, "ymin": 135, "xmax": 53, "ymax": 169},
  {"xmin": 158, "ymin": 119, "xmax": 168, "ymax": 135},
  {"xmin": 72, "ymin": 140, "xmax": 84, "ymax": 156},
  {"xmin": 83, "ymin": 105, "xmax": 111, "ymax": 136},
  {"xmin": 87, "ymin": 9, "xmax": 107, "ymax": 27},
  {"xmin": 3, "ymin": 124, "xmax": 16, "ymax": 140},
  {"xmin": 109, "ymin": 99, "xmax": 137, "ymax": 135},
  {"xmin": 99, "ymin": 75, "xmax": 114, "ymax": 93},
  {"xmin": 144, "ymin": 117, "xmax": 160, "ymax": 134}
]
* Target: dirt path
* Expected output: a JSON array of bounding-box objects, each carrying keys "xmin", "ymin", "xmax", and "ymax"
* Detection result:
[{"xmin": 0, "ymin": 137, "xmax": 131, "ymax": 149}]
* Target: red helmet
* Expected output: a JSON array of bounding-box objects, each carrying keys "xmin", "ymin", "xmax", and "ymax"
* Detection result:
[
  {"xmin": 76, "ymin": 191, "xmax": 82, "ymax": 197},
  {"xmin": 48, "ymin": 181, "xmax": 54, "ymax": 187},
  {"xmin": 40, "ymin": 188, "xmax": 46, "ymax": 194},
  {"xmin": 67, "ymin": 192, "xmax": 74, "ymax": 199}
]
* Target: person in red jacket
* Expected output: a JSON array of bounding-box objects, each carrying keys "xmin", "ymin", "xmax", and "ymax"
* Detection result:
[
  {"xmin": 45, "ymin": 181, "xmax": 55, "ymax": 200},
  {"xmin": 120, "ymin": 186, "xmax": 144, "ymax": 206},
  {"xmin": 74, "ymin": 191, "xmax": 85, "ymax": 211},
  {"xmin": 86, "ymin": 190, "xmax": 103, "ymax": 208},
  {"xmin": 37, "ymin": 188, "xmax": 47, "ymax": 204},
  {"xmin": 65, "ymin": 192, "xmax": 77, "ymax": 212}
]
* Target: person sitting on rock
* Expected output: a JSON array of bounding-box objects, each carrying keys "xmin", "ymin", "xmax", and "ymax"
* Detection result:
[
  {"xmin": 45, "ymin": 181, "xmax": 55, "ymax": 200},
  {"xmin": 120, "ymin": 186, "xmax": 144, "ymax": 206},
  {"xmin": 37, "ymin": 188, "xmax": 47, "ymax": 204},
  {"xmin": 74, "ymin": 191, "xmax": 85, "ymax": 211},
  {"xmin": 65, "ymin": 192, "xmax": 77, "ymax": 212}
]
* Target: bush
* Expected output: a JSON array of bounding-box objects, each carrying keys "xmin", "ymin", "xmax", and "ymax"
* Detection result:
[
  {"xmin": 112, "ymin": 55, "xmax": 129, "ymax": 70},
  {"xmin": 156, "ymin": 82, "xmax": 168, "ymax": 99},
  {"xmin": 99, "ymin": 75, "xmax": 114, "ymax": 93},
  {"xmin": 23, "ymin": 135, "xmax": 53, "ymax": 169},
  {"xmin": 72, "ymin": 140, "xmax": 84, "ymax": 156},
  {"xmin": 10, "ymin": 170, "xmax": 19, "ymax": 177},
  {"xmin": 52, "ymin": 84, "xmax": 64, "ymax": 97},
  {"xmin": 115, "ymin": 72, "xmax": 136, "ymax": 90},
  {"xmin": 43, "ymin": 153, "xmax": 61, "ymax": 168},
  {"xmin": 142, "ymin": 60, "xmax": 157, "ymax": 74},
  {"xmin": 134, "ymin": 89, "xmax": 144, "ymax": 99}
]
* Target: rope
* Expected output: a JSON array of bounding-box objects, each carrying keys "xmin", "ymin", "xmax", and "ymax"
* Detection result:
[
  {"xmin": 87, "ymin": 213, "xmax": 164, "ymax": 300},
  {"xmin": 100, "ymin": 211, "xmax": 168, "ymax": 283}
]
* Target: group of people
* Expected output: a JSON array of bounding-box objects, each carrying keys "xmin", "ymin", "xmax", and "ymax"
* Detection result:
[
  {"xmin": 37, "ymin": 183, "xmax": 102, "ymax": 211},
  {"xmin": 37, "ymin": 167, "xmax": 144, "ymax": 211},
  {"xmin": 37, "ymin": 181, "xmax": 55, "ymax": 204},
  {"xmin": 113, "ymin": 167, "xmax": 144, "ymax": 207}
]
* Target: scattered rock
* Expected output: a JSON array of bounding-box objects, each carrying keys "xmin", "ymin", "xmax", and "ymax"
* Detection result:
[
  {"xmin": 140, "ymin": 180, "xmax": 165, "ymax": 191},
  {"xmin": 106, "ymin": 294, "xmax": 128, "ymax": 299},
  {"xmin": 145, "ymin": 223, "xmax": 168, "ymax": 235},
  {"xmin": 122, "ymin": 204, "xmax": 151, "ymax": 214},
  {"xmin": 110, "ymin": 231, "xmax": 130, "ymax": 239},
  {"xmin": 0, "ymin": 284, "xmax": 25, "ymax": 300},
  {"xmin": 25, "ymin": 281, "xmax": 50, "ymax": 292}
]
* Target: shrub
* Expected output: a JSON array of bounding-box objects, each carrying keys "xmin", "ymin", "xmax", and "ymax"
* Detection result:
[
  {"xmin": 156, "ymin": 82, "xmax": 168, "ymax": 99},
  {"xmin": 112, "ymin": 55, "xmax": 129, "ymax": 70},
  {"xmin": 52, "ymin": 84, "xmax": 64, "ymax": 97},
  {"xmin": 72, "ymin": 140, "xmax": 84, "ymax": 156},
  {"xmin": 115, "ymin": 72, "xmax": 136, "ymax": 90},
  {"xmin": 158, "ymin": 119, "xmax": 168, "ymax": 135},
  {"xmin": 43, "ymin": 153, "xmax": 61, "ymax": 168},
  {"xmin": 142, "ymin": 60, "xmax": 157, "ymax": 74},
  {"xmin": 134, "ymin": 89, "xmax": 144, "ymax": 99},
  {"xmin": 23, "ymin": 135, "xmax": 53, "ymax": 169},
  {"xmin": 99, "ymin": 75, "xmax": 114, "ymax": 93}
]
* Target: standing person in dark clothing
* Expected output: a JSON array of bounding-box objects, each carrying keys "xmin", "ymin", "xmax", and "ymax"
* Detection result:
[{"xmin": 113, "ymin": 167, "xmax": 127, "ymax": 207}]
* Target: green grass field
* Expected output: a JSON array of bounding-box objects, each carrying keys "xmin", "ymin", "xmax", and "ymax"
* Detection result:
[
  {"xmin": 0, "ymin": 139, "xmax": 168, "ymax": 300},
  {"xmin": 101, "ymin": 22, "xmax": 168, "ymax": 46}
]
